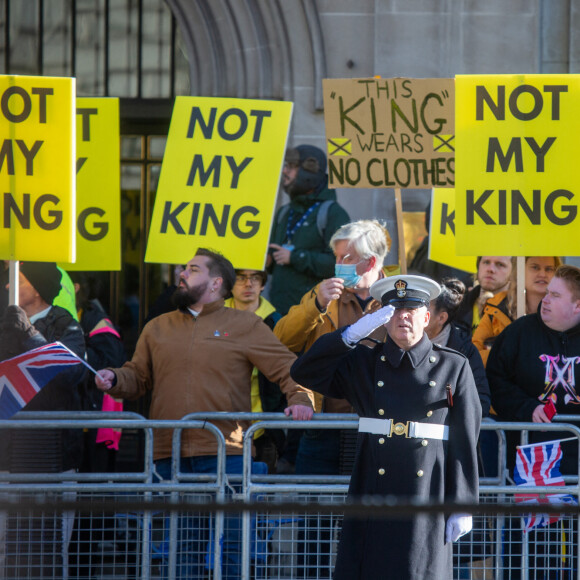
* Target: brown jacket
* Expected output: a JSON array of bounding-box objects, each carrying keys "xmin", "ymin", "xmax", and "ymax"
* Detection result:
[
  {"xmin": 274, "ymin": 281, "xmax": 388, "ymax": 413},
  {"xmin": 109, "ymin": 299, "xmax": 313, "ymax": 459}
]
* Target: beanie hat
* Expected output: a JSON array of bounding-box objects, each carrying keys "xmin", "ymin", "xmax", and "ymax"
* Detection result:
[
  {"xmin": 284, "ymin": 145, "xmax": 327, "ymax": 196},
  {"xmin": 19, "ymin": 262, "xmax": 62, "ymax": 306}
]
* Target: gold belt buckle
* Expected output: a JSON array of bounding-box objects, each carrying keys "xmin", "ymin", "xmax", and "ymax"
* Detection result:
[{"xmin": 389, "ymin": 421, "xmax": 410, "ymax": 438}]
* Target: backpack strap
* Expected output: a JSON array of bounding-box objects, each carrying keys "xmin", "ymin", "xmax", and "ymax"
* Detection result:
[
  {"xmin": 315, "ymin": 200, "xmax": 336, "ymax": 239},
  {"xmin": 277, "ymin": 200, "xmax": 336, "ymax": 240}
]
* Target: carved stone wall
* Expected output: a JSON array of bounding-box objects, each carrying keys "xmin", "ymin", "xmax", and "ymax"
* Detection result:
[{"xmin": 167, "ymin": 0, "xmax": 579, "ymax": 265}]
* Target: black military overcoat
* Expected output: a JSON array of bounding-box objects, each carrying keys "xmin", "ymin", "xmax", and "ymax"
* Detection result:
[{"xmin": 291, "ymin": 330, "xmax": 481, "ymax": 580}]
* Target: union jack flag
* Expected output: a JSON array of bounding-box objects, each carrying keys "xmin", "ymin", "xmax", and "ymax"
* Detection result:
[
  {"xmin": 0, "ymin": 342, "xmax": 83, "ymax": 420},
  {"xmin": 514, "ymin": 441, "xmax": 578, "ymax": 532}
]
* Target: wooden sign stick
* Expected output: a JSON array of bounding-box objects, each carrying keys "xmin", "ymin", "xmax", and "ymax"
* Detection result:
[{"xmin": 394, "ymin": 188, "xmax": 407, "ymax": 274}]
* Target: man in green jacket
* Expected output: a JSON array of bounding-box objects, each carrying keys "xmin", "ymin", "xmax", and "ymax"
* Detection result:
[{"xmin": 268, "ymin": 144, "xmax": 350, "ymax": 315}]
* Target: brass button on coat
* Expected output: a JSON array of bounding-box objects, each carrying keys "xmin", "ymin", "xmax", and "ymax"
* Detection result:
[
  {"xmin": 417, "ymin": 470, "xmax": 424, "ymax": 477},
  {"xmin": 429, "ymin": 356, "xmax": 436, "ymax": 363},
  {"xmin": 378, "ymin": 468, "xmax": 385, "ymax": 475},
  {"xmin": 426, "ymin": 410, "xmax": 433, "ymax": 417},
  {"xmin": 379, "ymin": 438, "xmax": 385, "ymax": 444},
  {"xmin": 378, "ymin": 409, "xmax": 385, "ymax": 416},
  {"xmin": 429, "ymin": 380, "xmax": 436, "ymax": 387},
  {"xmin": 380, "ymin": 355, "xmax": 386, "ymax": 362},
  {"xmin": 377, "ymin": 381, "xmax": 384, "ymax": 387},
  {"xmin": 421, "ymin": 440, "xmax": 428, "ymax": 446}
]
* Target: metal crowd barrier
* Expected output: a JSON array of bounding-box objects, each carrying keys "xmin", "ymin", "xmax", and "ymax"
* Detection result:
[{"xmin": 0, "ymin": 412, "xmax": 579, "ymax": 579}]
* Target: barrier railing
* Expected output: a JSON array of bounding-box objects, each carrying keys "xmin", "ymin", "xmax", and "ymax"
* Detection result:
[{"xmin": 0, "ymin": 412, "xmax": 579, "ymax": 579}]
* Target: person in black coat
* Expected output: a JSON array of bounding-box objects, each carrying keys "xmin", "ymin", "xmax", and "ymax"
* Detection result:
[
  {"xmin": 291, "ymin": 274, "xmax": 481, "ymax": 580},
  {"xmin": 0, "ymin": 262, "xmax": 86, "ymax": 580},
  {"xmin": 425, "ymin": 277, "xmax": 491, "ymax": 417}
]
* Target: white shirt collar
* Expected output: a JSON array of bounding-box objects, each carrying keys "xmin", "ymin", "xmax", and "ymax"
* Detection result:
[{"xmin": 29, "ymin": 305, "xmax": 52, "ymax": 325}]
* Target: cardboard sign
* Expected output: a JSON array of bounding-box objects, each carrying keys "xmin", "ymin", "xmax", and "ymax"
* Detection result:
[
  {"xmin": 455, "ymin": 74, "xmax": 580, "ymax": 256},
  {"xmin": 0, "ymin": 75, "xmax": 76, "ymax": 261},
  {"xmin": 323, "ymin": 78, "xmax": 455, "ymax": 189},
  {"xmin": 429, "ymin": 188, "xmax": 477, "ymax": 273},
  {"xmin": 60, "ymin": 98, "xmax": 121, "ymax": 271},
  {"xmin": 145, "ymin": 97, "xmax": 293, "ymax": 268}
]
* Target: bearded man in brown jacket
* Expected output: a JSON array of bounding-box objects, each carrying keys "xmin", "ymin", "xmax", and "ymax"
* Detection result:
[{"xmin": 96, "ymin": 247, "xmax": 313, "ymax": 580}]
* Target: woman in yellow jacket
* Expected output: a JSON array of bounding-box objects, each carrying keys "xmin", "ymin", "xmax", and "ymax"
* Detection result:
[{"xmin": 473, "ymin": 256, "xmax": 561, "ymax": 366}]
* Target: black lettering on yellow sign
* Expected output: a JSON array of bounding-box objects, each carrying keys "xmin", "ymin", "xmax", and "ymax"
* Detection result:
[
  {"xmin": 486, "ymin": 137, "xmax": 556, "ymax": 172},
  {"xmin": 466, "ymin": 189, "xmax": 577, "ymax": 226},
  {"xmin": 186, "ymin": 107, "xmax": 272, "ymax": 142},
  {"xmin": 475, "ymin": 85, "xmax": 568, "ymax": 121},
  {"xmin": 78, "ymin": 207, "xmax": 108, "ymax": 241},
  {"xmin": 187, "ymin": 154, "xmax": 252, "ymax": 189},
  {"xmin": 0, "ymin": 86, "xmax": 54, "ymax": 123},
  {"xmin": 160, "ymin": 201, "xmax": 260, "ymax": 239},
  {"xmin": 0, "ymin": 140, "xmax": 43, "ymax": 175},
  {"xmin": 440, "ymin": 202, "xmax": 455, "ymax": 235},
  {"xmin": 76, "ymin": 158, "xmax": 88, "ymax": 173},
  {"xmin": 3, "ymin": 192, "xmax": 63, "ymax": 230},
  {"xmin": 76, "ymin": 108, "xmax": 99, "ymax": 141},
  {"xmin": 329, "ymin": 156, "xmax": 454, "ymax": 188}
]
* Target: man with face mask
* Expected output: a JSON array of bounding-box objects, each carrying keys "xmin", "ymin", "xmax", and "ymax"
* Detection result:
[
  {"xmin": 291, "ymin": 275, "xmax": 481, "ymax": 580},
  {"xmin": 267, "ymin": 145, "xmax": 350, "ymax": 316},
  {"xmin": 274, "ymin": 219, "xmax": 396, "ymax": 474}
]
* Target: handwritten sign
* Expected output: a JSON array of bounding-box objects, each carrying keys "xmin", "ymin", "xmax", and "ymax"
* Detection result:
[{"xmin": 323, "ymin": 77, "xmax": 454, "ymax": 188}]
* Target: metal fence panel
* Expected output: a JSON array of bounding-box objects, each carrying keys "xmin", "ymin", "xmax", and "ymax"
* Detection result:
[{"xmin": 0, "ymin": 413, "xmax": 579, "ymax": 580}]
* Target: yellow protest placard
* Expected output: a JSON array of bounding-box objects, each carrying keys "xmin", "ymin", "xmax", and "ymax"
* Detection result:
[
  {"xmin": 429, "ymin": 188, "xmax": 477, "ymax": 273},
  {"xmin": 323, "ymin": 78, "xmax": 455, "ymax": 188},
  {"xmin": 456, "ymin": 74, "xmax": 580, "ymax": 256},
  {"xmin": 0, "ymin": 75, "xmax": 76, "ymax": 261},
  {"xmin": 60, "ymin": 98, "xmax": 121, "ymax": 271},
  {"xmin": 145, "ymin": 97, "xmax": 293, "ymax": 268}
]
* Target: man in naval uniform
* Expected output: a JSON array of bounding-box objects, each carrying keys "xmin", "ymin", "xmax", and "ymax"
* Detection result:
[{"xmin": 291, "ymin": 275, "xmax": 481, "ymax": 580}]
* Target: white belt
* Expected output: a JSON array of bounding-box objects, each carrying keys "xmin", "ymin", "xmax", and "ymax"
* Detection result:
[{"xmin": 358, "ymin": 417, "xmax": 449, "ymax": 440}]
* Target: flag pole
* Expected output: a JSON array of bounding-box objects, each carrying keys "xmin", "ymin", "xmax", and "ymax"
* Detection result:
[
  {"xmin": 8, "ymin": 260, "xmax": 19, "ymax": 306},
  {"xmin": 394, "ymin": 188, "xmax": 407, "ymax": 274},
  {"xmin": 56, "ymin": 341, "xmax": 105, "ymax": 381},
  {"xmin": 516, "ymin": 437, "xmax": 577, "ymax": 450}
]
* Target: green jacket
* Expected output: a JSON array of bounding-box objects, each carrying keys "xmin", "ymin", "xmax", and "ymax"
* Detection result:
[{"xmin": 268, "ymin": 184, "xmax": 350, "ymax": 315}]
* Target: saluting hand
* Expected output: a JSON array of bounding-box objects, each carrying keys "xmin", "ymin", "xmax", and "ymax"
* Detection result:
[{"xmin": 342, "ymin": 304, "xmax": 396, "ymax": 346}]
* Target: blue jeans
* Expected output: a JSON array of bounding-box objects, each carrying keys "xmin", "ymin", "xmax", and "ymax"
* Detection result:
[
  {"xmin": 154, "ymin": 455, "xmax": 244, "ymax": 580},
  {"xmin": 295, "ymin": 429, "xmax": 341, "ymax": 476}
]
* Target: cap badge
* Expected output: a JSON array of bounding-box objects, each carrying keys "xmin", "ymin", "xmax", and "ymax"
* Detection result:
[{"xmin": 395, "ymin": 279, "xmax": 407, "ymax": 298}]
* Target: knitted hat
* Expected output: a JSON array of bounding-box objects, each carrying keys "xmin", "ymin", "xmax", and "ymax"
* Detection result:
[
  {"xmin": 19, "ymin": 262, "xmax": 62, "ymax": 305},
  {"xmin": 284, "ymin": 145, "xmax": 327, "ymax": 196}
]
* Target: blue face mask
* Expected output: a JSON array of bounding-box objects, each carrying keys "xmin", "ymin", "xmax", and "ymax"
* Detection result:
[{"xmin": 335, "ymin": 262, "xmax": 362, "ymax": 288}]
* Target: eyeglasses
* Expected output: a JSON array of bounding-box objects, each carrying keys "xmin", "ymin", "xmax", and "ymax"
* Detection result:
[{"xmin": 235, "ymin": 274, "xmax": 263, "ymax": 285}]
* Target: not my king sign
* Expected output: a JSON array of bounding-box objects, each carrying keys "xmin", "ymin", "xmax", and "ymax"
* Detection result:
[{"xmin": 455, "ymin": 74, "xmax": 580, "ymax": 256}]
